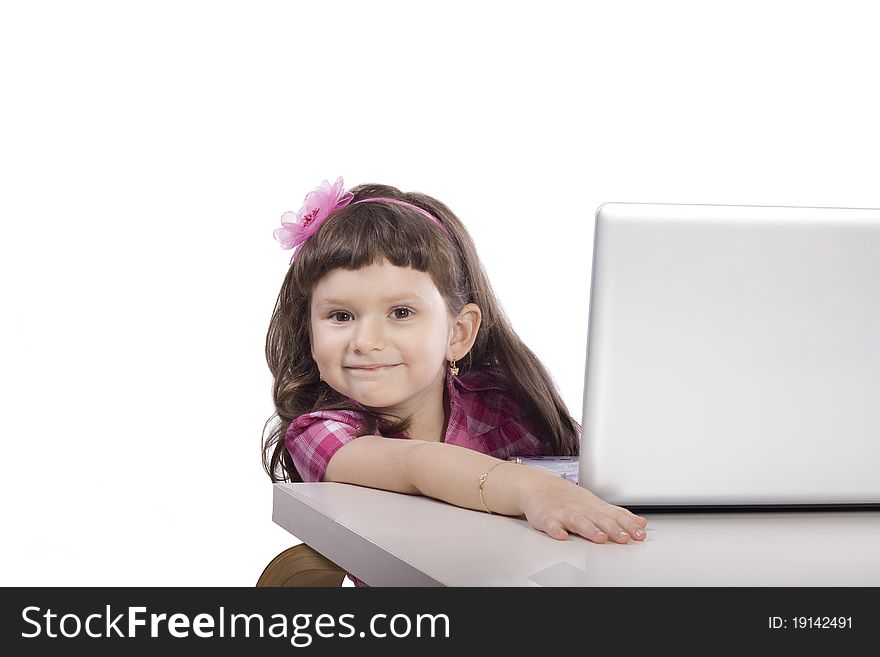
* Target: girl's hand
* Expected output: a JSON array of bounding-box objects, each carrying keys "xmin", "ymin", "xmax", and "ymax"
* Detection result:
[{"xmin": 518, "ymin": 469, "xmax": 648, "ymax": 543}]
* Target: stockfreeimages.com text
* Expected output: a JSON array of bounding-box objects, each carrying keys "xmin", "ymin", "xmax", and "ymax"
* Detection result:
[{"xmin": 21, "ymin": 606, "xmax": 450, "ymax": 647}]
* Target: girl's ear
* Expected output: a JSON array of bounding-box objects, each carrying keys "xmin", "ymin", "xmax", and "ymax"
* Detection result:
[{"xmin": 447, "ymin": 303, "xmax": 482, "ymax": 360}]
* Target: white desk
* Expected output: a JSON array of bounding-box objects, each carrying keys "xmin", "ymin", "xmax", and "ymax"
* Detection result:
[{"xmin": 272, "ymin": 482, "xmax": 880, "ymax": 586}]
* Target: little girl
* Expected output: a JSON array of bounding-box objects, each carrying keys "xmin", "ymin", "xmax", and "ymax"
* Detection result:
[{"xmin": 263, "ymin": 178, "xmax": 647, "ymax": 585}]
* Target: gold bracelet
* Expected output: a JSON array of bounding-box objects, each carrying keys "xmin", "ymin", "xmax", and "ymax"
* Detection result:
[{"xmin": 478, "ymin": 457, "xmax": 522, "ymax": 514}]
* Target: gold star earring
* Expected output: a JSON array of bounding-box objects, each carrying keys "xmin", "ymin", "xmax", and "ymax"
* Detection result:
[{"xmin": 449, "ymin": 353, "xmax": 459, "ymax": 376}]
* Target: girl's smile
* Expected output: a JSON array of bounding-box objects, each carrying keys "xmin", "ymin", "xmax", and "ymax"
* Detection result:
[{"xmin": 345, "ymin": 364, "xmax": 401, "ymax": 372}]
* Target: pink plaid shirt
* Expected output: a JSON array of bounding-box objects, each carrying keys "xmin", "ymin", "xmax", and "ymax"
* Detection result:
[{"xmin": 284, "ymin": 367, "xmax": 553, "ymax": 587}]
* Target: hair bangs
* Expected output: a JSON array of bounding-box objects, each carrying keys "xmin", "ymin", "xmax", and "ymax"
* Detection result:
[{"xmin": 290, "ymin": 201, "xmax": 454, "ymax": 295}]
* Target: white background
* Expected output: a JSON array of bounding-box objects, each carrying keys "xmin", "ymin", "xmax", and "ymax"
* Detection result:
[{"xmin": 2, "ymin": 0, "xmax": 878, "ymax": 585}]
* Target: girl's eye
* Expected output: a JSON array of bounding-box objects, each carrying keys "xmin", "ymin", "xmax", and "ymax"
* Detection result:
[{"xmin": 328, "ymin": 309, "xmax": 412, "ymax": 322}]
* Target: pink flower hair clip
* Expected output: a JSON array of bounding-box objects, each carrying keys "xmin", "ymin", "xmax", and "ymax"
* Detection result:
[
  {"xmin": 275, "ymin": 177, "xmax": 454, "ymax": 263},
  {"xmin": 274, "ymin": 177, "xmax": 354, "ymax": 262}
]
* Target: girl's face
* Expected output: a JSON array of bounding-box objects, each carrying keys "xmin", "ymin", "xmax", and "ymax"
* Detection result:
[{"xmin": 309, "ymin": 259, "xmax": 453, "ymax": 414}]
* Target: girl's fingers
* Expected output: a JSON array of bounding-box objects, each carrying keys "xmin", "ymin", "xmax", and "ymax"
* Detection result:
[
  {"xmin": 609, "ymin": 508, "xmax": 649, "ymax": 540},
  {"xmin": 600, "ymin": 521, "xmax": 633, "ymax": 543},
  {"xmin": 526, "ymin": 493, "xmax": 649, "ymax": 543},
  {"xmin": 543, "ymin": 519, "xmax": 569, "ymax": 541},
  {"xmin": 617, "ymin": 522, "xmax": 646, "ymax": 541},
  {"xmin": 630, "ymin": 513, "xmax": 649, "ymax": 528},
  {"xmin": 623, "ymin": 511, "xmax": 648, "ymax": 539},
  {"xmin": 592, "ymin": 513, "xmax": 645, "ymax": 543},
  {"xmin": 565, "ymin": 514, "xmax": 608, "ymax": 543},
  {"xmin": 550, "ymin": 512, "xmax": 645, "ymax": 544}
]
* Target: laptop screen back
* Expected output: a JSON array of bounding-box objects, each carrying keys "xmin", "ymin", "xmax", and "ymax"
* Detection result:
[{"xmin": 579, "ymin": 203, "xmax": 880, "ymax": 508}]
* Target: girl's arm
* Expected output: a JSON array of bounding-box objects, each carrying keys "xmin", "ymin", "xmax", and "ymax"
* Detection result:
[{"xmin": 324, "ymin": 436, "xmax": 647, "ymax": 544}]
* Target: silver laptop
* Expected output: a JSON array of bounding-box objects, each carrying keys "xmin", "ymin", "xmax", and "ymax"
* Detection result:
[{"xmin": 579, "ymin": 202, "xmax": 880, "ymax": 509}]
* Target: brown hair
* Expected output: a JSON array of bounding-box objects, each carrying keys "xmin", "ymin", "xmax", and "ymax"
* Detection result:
[{"xmin": 262, "ymin": 183, "xmax": 579, "ymax": 482}]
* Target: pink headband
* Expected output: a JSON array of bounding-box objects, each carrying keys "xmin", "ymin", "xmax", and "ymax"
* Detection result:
[{"xmin": 274, "ymin": 177, "xmax": 452, "ymax": 263}]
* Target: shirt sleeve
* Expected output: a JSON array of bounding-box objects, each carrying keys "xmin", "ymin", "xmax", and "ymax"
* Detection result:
[{"xmin": 285, "ymin": 410, "xmax": 364, "ymax": 482}]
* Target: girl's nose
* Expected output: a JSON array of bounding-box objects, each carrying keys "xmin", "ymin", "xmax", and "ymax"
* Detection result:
[{"xmin": 351, "ymin": 317, "xmax": 386, "ymax": 352}]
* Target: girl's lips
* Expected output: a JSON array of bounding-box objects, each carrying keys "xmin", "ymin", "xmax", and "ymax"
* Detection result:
[{"xmin": 346, "ymin": 364, "xmax": 400, "ymax": 371}]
